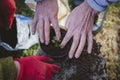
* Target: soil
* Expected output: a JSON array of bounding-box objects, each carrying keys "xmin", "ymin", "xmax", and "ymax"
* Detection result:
[
  {"xmin": 39, "ymin": 27, "xmax": 107, "ymax": 80},
  {"xmin": 51, "ymin": 40, "xmax": 107, "ymax": 80}
]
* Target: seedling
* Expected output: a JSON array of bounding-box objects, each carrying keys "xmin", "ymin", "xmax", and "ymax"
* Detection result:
[{"xmin": 51, "ymin": 36, "xmax": 61, "ymax": 48}]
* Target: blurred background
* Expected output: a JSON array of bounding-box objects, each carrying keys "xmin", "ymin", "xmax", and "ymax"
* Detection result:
[{"xmin": 14, "ymin": 0, "xmax": 120, "ymax": 79}]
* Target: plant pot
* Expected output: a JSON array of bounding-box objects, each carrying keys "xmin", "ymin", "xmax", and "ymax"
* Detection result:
[{"xmin": 40, "ymin": 27, "xmax": 73, "ymax": 58}]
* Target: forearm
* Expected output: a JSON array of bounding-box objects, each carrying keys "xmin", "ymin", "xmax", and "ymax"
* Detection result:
[
  {"xmin": 87, "ymin": 0, "xmax": 118, "ymax": 12},
  {"xmin": 14, "ymin": 61, "xmax": 20, "ymax": 80}
]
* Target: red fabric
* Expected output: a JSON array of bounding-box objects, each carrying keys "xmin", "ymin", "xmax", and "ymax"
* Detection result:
[
  {"xmin": 15, "ymin": 56, "xmax": 60, "ymax": 80},
  {"xmin": 0, "ymin": 0, "xmax": 16, "ymax": 29}
]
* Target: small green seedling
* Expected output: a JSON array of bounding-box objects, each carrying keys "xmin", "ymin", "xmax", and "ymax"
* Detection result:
[{"xmin": 51, "ymin": 36, "xmax": 61, "ymax": 48}]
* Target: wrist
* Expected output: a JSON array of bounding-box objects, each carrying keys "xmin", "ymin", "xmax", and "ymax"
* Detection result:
[
  {"xmin": 14, "ymin": 61, "xmax": 20, "ymax": 80},
  {"xmin": 82, "ymin": 0, "xmax": 98, "ymax": 14},
  {"xmin": 0, "ymin": 57, "xmax": 17, "ymax": 80}
]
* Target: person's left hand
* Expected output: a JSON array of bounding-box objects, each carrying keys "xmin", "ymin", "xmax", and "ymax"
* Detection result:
[
  {"xmin": 61, "ymin": 1, "xmax": 97, "ymax": 59},
  {"xmin": 32, "ymin": 0, "xmax": 61, "ymax": 45}
]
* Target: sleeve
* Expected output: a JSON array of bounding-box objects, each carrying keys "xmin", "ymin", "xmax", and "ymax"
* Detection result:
[
  {"xmin": 0, "ymin": 57, "xmax": 17, "ymax": 80},
  {"xmin": 34, "ymin": 0, "xmax": 43, "ymax": 3},
  {"xmin": 0, "ymin": 0, "xmax": 16, "ymax": 29},
  {"xmin": 87, "ymin": 0, "xmax": 118, "ymax": 12}
]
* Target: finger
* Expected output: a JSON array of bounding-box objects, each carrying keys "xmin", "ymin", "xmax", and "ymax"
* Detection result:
[
  {"xmin": 38, "ymin": 18, "xmax": 44, "ymax": 43},
  {"xmin": 50, "ymin": 64, "xmax": 60, "ymax": 73},
  {"xmin": 87, "ymin": 13, "xmax": 94, "ymax": 54},
  {"xmin": 61, "ymin": 29, "xmax": 73, "ymax": 48},
  {"xmin": 65, "ymin": 16, "xmax": 71, "ymax": 29},
  {"xmin": 32, "ymin": 14, "xmax": 38, "ymax": 35},
  {"xmin": 87, "ymin": 30, "xmax": 93, "ymax": 54},
  {"xmin": 51, "ymin": 17, "xmax": 61, "ymax": 40},
  {"xmin": 44, "ymin": 17, "xmax": 50, "ymax": 45},
  {"xmin": 46, "ymin": 64, "xmax": 60, "ymax": 80},
  {"xmin": 75, "ymin": 33, "xmax": 86, "ymax": 58},
  {"xmin": 74, "ymin": 16, "xmax": 88, "ymax": 58},
  {"xmin": 68, "ymin": 33, "xmax": 80, "ymax": 59},
  {"xmin": 35, "ymin": 56, "xmax": 53, "ymax": 62}
]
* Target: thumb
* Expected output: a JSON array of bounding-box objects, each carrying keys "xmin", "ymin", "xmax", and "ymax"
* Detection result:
[
  {"xmin": 35, "ymin": 56, "xmax": 53, "ymax": 62},
  {"xmin": 32, "ymin": 13, "xmax": 38, "ymax": 35},
  {"xmin": 50, "ymin": 64, "xmax": 60, "ymax": 73},
  {"xmin": 46, "ymin": 64, "xmax": 60, "ymax": 80}
]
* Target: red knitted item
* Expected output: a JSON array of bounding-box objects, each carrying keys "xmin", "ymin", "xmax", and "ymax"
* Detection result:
[
  {"xmin": 15, "ymin": 56, "xmax": 60, "ymax": 80},
  {"xmin": 0, "ymin": 0, "xmax": 16, "ymax": 29}
]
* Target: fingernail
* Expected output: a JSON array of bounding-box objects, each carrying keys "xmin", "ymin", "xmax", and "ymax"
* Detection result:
[
  {"xmin": 88, "ymin": 52, "xmax": 91, "ymax": 54},
  {"xmin": 40, "ymin": 40, "xmax": 44, "ymax": 43},
  {"xmin": 45, "ymin": 42, "xmax": 49, "ymax": 45},
  {"xmin": 88, "ymin": 50, "xmax": 91, "ymax": 54},
  {"xmin": 75, "ymin": 55, "xmax": 79, "ymax": 59},
  {"xmin": 69, "ymin": 55, "xmax": 73, "ymax": 59}
]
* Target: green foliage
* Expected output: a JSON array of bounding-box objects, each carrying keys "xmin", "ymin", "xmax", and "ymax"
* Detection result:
[
  {"xmin": 21, "ymin": 43, "xmax": 40, "ymax": 57},
  {"xmin": 99, "ymin": 1, "xmax": 120, "ymax": 79},
  {"xmin": 51, "ymin": 36, "xmax": 61, "ymax": 48},
  {"xmin": 104, "ymin": 1, "xmax": 120, "ymax": 28},
  {"xmin": 68, "ymin": 0, "xmax": 75, "ymax": 10},
  {"xmin": 15, "ymin": 0, "xmax": 34, "ymax": 18}
]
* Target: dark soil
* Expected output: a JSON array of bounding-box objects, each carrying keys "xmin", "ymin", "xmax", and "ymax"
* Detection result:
[
  {"xmin": 51, "ymin": 40, "xmax": 107, "ymax": 80},
  {"xmin": 39, "ymin": 27, "xmax": 107, "ymax": 80}
]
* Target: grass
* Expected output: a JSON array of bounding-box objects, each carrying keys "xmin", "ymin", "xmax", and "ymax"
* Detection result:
[
  {"xmin": 94, "ymin": 2, "xmax": 120, "ymax": 79},
  {"xmin": 15, "ymin": 0, "xmax": 34, "ymax": 18}
]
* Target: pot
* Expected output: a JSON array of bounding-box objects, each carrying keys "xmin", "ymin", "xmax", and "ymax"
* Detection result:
[{"xmin": 40, "ymin": 27, "xmax": 72, "ymax": 58}]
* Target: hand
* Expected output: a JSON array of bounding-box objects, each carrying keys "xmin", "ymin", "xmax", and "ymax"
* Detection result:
[
  {"xmin": 61, "ymin": 1, "xmax": 97, "ymax": 59},
  {"xmin": 15, "ymin": 56, "xmax": 60, "ymax": 80},
  {"xmin": 32, "ymin": 0, "xmax": 61, "ymax": 45}
]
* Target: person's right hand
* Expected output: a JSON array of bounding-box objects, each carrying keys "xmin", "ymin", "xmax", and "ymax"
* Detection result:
[
  {"xmin": 15, "ymin": 56, "xmax": 60, "ymax": 80},
  {"xmin": 32, "ymin": 0, "xmax": 61, "ymax": 45},
  {"xmin": 61, "ymin": 1, "xmax": 97, "ymax": 59}
]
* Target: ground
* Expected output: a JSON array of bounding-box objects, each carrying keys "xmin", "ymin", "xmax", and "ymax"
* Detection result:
[{"xmin": 94, "ymin": 3, "xmax": 120, "ymax": 79}]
